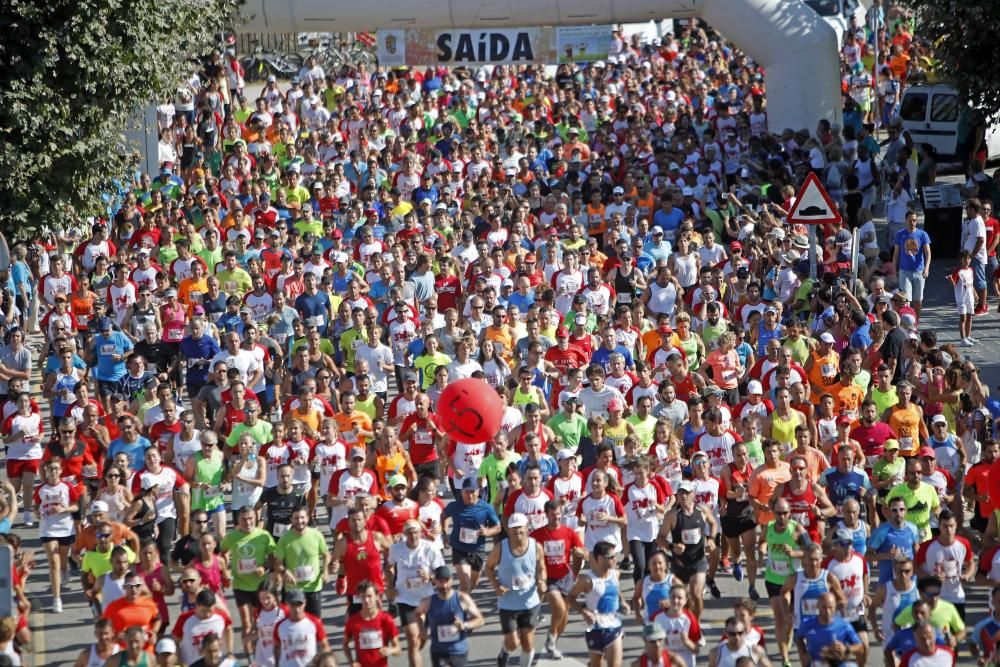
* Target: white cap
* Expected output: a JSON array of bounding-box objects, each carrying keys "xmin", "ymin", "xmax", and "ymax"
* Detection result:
[
  {"xmin": 507, "ymin": 512, "xmax": 529, "ymax": 528},
  {"xmin": 677, "ymin": 480, "xmax": 695, "ymax": 493},
  {"xmin": 613, "ymin": 186, "xmax": 625, "ymax": 195},
  {"xmin": 682, "ymin": 187, "xmax": 694, "ymax": 196},
  {"xmin": 90, "ymin": 500, "xmax": 110, "ymax": 514},
  {"xmin": 819, "ymin": 332, "xmax": 835, "ymax": 344},
  {"xmin": 747, "ymin": 380, "xmax": 763, "ymax": 395},
  {"xmin": 556, "ymin": 449, "xmax": 576, "ymax": 461},
  {"xmin": 155, "ymin": 638, "xmax": 177, "ymax": 654},
  {"xmin": 334, "ymin": 252, "xmax": 349, "ymax": 264},
  {"xmin": 931, "ymin": 414, "xmax": 948, "ymax": 425}
]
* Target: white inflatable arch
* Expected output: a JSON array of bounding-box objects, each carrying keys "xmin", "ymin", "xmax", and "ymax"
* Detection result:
[{"xmin": 241, "ymin": 0, "xmax": 842, "ymax": 132}]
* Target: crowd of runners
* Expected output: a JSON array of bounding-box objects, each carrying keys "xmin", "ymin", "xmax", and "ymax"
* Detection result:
[{"xmin": 1, "ymin": 4, "xmax": 999, "ymax": 667}]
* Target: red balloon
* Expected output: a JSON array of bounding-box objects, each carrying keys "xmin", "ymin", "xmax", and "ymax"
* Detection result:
[{"xmin": 437, "ymin": 378, "xmax": 504, "ymax": 443}]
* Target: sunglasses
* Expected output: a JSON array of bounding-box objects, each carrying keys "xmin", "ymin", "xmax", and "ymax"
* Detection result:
[
  {"xmin": 182, "ymin": 578, "xmax": 197, "ymax": 584},
  {"xmin": 59, "ymin": 430, "xmax": 75, "ymax": 435},
  {"xmin": 97, "ymin": 533, "xmax": 112, "ymax": 539},
  {"xmin": 193, "ymin": 519, "xmax": 208, "ymax": 525}
]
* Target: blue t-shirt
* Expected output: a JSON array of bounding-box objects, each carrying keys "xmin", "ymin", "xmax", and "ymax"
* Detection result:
[
  {"xmin": 93, "ymin": 331, "xmax": 134, "ymax": 382},
  {"xmin": 868, "ymin": 520, "xmax": 920, "ymax": 582},
  {"xmin": 295, "ymin": 291, "xmax": 330, "ymax": 335},
  {"xmin": 894, "ymin": 229, "xmax": 931, "ymax": 273},
  {"xmin": 517, "ymin": 455, "xmax": 558, "ymax": 484},
  {"xmin": 591, "ymin": 345, "xmax": 634, "ymax": 373},
  {"xmin": 799, "ymin": 616, "xmax": 860, "ymax": 662},
  {"xmin": 179, "ymin": 334, "xmax": 222, "ymax": 385},
  {"xmin": 108, "ymin": 436, "xmax": 152, "ymax": 471},
  {"xmin": 885, "ymin": 625, "xmax": 946, "ymax": 657},
  {"xmin": 819, "ymin": 467, "xmax": 872, "ymax": 518},
  {"xmin": 443, "ymin": 499, "xmax": 500, "ymax": 554},
  {"xmin": 652, "ymin": 208, "xmax": 684, "ymax": 240}
]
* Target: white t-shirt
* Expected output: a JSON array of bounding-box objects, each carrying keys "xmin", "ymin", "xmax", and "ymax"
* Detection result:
[
  {"xmin": 34, "ymin": 481, "xmax": 79, "ymax": 538},
  {"xmin": 962, "ymin": 215, "xmax": 988, "ymax": 263},
  {"xmin": 387, "ymin": 541, "xmax": 445, "ymax": 606}
]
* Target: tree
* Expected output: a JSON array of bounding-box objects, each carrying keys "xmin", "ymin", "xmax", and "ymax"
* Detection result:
[
  {"xmin": 0, "ymin": 0, "xmax": 239, "ymax": 237},
  {"xmin": 899, "ymin": 0, "xmax": 1000, "ymax": 120}
]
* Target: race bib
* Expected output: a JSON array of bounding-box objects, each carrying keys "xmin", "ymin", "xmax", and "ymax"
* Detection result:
[
  {"xmin": 437, "ymin": 624, "xmax": 460, "ymax": 643},
  {"xmin": 941, "ymin": 560, "xmax": 959, "ymax": 578},
  {"xmin": 791, "ymin": 512, "xmax": 810, "ymax": 527},
  {"xmin": 511, "ymin": 574, "xmax": 534, "ymax": 591},
  {"xmin": 82, "ymin": 464, "xmax": 98, "ymax": 478},
  {"xmin": 238, "ymin": 558, "xmax": 257, "ymax": 574},
  {"xmin": 294, "ymin": 565, "xmax": 315, "ymax": 582},
  {"xmin": 273, "ymin": 522, "xmax": 290, "ymax": 537},
  {"xmin": 405, "ymin": 577, "xmax": 425, "ymax": 591},
  {"xmin": 100, "ymin": 344, "xmax": 116, "ymax": 355},
  {"xmin": 899, "ymin": 436, "xmax": 913, "ymax": 451},
  {"xmin": 866, "ymin": 455, "xmax": 879, "ymax": 469},
  {"xmin": 306, "ymin": 315, "xmax": 325, "ymax": 327},
  {"xmin": 845, "ymin": 603, "xmax": 863, "ymax": 621},
  {"xmin": 666, "ymin": 632, "xmax": 684, "ymax": 650},
  {"xmin": 680, "ymin": 528, "xmax": 701, "ymax": 545},
  {"xmin": 358, "ymin": 629, "xmax": 383, "ymax": 650},
  {"xmin": 224, "ymin": 281, "xmax": 238, "ymax": 293},
  {"xmin": 801, "ymin": 597, "xmax": 819, "ymax": 616},
  {"xmin": 166, "ymin": 328, "xmax": 183, "ymax": 342},
  {"xmin": 543, "ymin": 541, "xmax": 565, "ymax": 559},
  {"xmin": 768, "ymin": 558, "xmax": 790, "ymax": 576},
  {"xmin": 618, "ymin": 293, "xmax": 632, "ymax": 304},
  {"xmin": 459, "ymin": 527, "xmax": 479, "ymax": 544}
]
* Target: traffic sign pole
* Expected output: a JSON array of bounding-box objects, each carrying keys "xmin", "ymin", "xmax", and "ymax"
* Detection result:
[{"xmin": 808, "ymin": 225, "xmax": 818, "ymax": 279}]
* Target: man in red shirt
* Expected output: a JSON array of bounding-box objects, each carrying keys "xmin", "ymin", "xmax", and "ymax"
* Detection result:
[
  {"xmin": 530, "ymin": 500, "xmax": 586, "ymax": 659},
  {"xmin": 374, "ymin": 475, "xmax": 419, "ymax": 538},
  {"xmin": 399, "ymin": 394, "xmax": 446, "ymax": 481}
]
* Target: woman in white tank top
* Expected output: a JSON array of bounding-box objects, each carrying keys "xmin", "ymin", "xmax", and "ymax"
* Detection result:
[{"xmin": 667, "ymin": 237, "xmax": 700, "ymax": 289}]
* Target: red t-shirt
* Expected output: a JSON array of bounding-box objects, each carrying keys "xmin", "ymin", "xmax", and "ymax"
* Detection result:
[
  {"xmin": 530, "ymin": 524, "xmax": 583, "ymax": 581},
  {"xmin": 399, "ymin": 413, "xmax": 441, "ymax": 465},
  {"xmin": 344, "ymin": 610, "xmax": 399, "ymax": 667},
  {"xmin": 374, "ymin": 499, "xmax": 419, "ymax": 536}
]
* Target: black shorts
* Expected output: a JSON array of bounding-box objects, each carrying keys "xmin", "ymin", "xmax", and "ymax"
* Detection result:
[
  {"xmin": 671, "ymin": 560, "xmax": 708, "ymax": 583},
  {"xmin": 955, "ymin": 603, "xmax": 966, "ymax": 622},
  {"xmin": 397, "ymin": 602, "xmax": 419, "ymax": 626},
  {"xmin": 234, "ymin": 589, "xmax": 259, "ymax": 608},
  {"xmin": 850, "ymin": 618, "xmax": 868, "ymax": 633},
  {"xmin": 415, "ymin": 461, "xmax": 440, "ymax": 481},
  {"xmin": 452, "ymin": 550, "xmax": 484, "ymax": 572},
  {"xmin": 766, "ymin": 580, "xmax": 785, "ymax": 599},
  {"xmin": 721, "ymin": 515, "xmax": 756, "ymax": 538},
  {"xmin": 972, "ymin": 514, "xmax": 989, "ymax": 534},
  {"xmin": 499, "ymin": 606, "xmax": 540, "ymax": 634},
  {"xmin": 41, "ymin": 534, "xmax": 75, "ymax": 547},
  {"xmin": 431, "ymin": 653, "xmax": 468, "ymax": 667}
]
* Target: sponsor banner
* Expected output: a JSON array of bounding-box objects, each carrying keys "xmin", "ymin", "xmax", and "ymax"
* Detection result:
[{"xmin": 377, "ymin": 25, "xmax": 611, "ymax": 66}]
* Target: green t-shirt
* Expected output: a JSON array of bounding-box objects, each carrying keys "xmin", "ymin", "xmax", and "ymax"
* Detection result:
[
  {"xmin": 226, "ymin": 420, "xmax": 274, "ymax": 449},
  {"xmin": 221, "ymin": 527, "xmax": 276, "ymax": 592},
  {"xmin": 893, "ymin": 599, "xmax": 965, "ymax": 635},
  {"xmin": 294, "ymin": 218, "xmax": 324, "ymax": 237},
  {"xmin": 339, "ymin": 328, "xmax": 366, "ymax": 369},
  {"xmin": 158, "ymin": 246, "xmax": 179, "ymax": 267},
  {"xmin": 477, "ymin": 452, "xmax": 521, "ymax": 510},
  {"xmin": 627, "ymin": 414, "xmax": 658, "ymax": 448},
  {"xmin": 764, "ymin": 520, "xmax": 801, "ymax": 585},
  {"xmin": 781, "ymin": 336, "xmax": 810, "ymax": 366},
  {"xmin": 744, "ymin": 437, "xmax": 765, "ymax": 468},
  {"xmin": 414, "ymin": 352, "xmax": 452, "ymax": 390},
  {"xmin": 198, "ymin": 247, "xmax": 223, "ymax": 271},
  {"xmin": 885, "ymin": 482, "xmax": 940, "ymax": 541},
  {"xmin": 870, "ymin": 387, "xmax": 899, "ymax": 415},
  {"xmin": 275, "ymin": 527, "xmax": 328, "ymax": 593},
  {"xmin": 547, "ymin": 412, "xmax": 589, "ymax": 450},
  {"xmin": 851, "ymin": 369, "xmax": 872, "ymax": 394},
  {"xmin": 215, "ymin": 267, "xmax": 253, "ymax": 298},
  {"xmin": 82, "ymin": 546, "xmax": 136, "ymax": 579},
  {"xmin": 192, "ymin": 451, "xmax": 226, "ymax": 511},
  {"xmin": 872, "ymin": 457, "xmax": 905, "ymax": 498}
]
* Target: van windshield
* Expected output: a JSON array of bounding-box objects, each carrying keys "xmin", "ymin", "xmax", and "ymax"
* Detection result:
[{"xmin": 804, "ymin": 0, "xmax": 841, "ymax": 17}]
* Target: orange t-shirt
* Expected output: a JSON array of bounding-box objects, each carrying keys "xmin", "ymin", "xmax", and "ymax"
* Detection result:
[
  {"xmin": 783, "ymin": 447, "xmax": 831, "ymax": 483},
  {"xmin": 335, "ymin": 411, "xmax": 373, "ymax": 448},
  {"xmin": 749, "ymin": 461, "xmax": 792, "ymax": 524},
  {"xmin": 102, "ymin": 596, "xmax": 160, "ymax": 636}
]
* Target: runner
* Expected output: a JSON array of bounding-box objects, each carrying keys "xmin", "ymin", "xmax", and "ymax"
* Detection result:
[
  {"xmin": 657, "ymin": 480, "xmax": 718, "ymax": 625},
  {"xmin": 273, "ymin": 589, "xmax": 329, "ymax": 667},
  {"xmin": 386, "ymin": 519, "xmax": 445, "ymax": 667},
  {"xmin": 273, "ymin": 506, "xmax": 329, "ymax": 618},
  {"xmin": 416, "ymin": 565, "xmax": 485, "ymax": 667},
  {"xmin": 531, "ymin": 499, "xmax": 587, "ymax": 658},
  {"xmin": 567, "ymin": 540, "xmax": 628, "ymax": 667}
]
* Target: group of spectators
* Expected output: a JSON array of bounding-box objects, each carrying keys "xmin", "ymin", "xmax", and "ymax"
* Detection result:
[{"xmin": 0, "ymin": 5, "xmax": 999, "ymax": 667}]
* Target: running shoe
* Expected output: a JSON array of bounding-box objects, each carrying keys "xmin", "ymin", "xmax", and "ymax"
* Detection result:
[
  {"xmin": 52, "ymin": 597, "xmax": 63, "ymax": 613},
  {"xmin": 707, "ymin": 578, "xmax": 721, "ymax": 599},
  {"xmin": 748, "ymin": 585, "xmax": 760, "ymax": 602},
  {"xmin": 733, "ymin": 561, "xmax": 744, "ymax": 582}
]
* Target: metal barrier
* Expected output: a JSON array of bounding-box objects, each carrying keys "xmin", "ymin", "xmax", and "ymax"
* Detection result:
[{"xmin": 234, "ymin": 32, "xmax": 299, "ymax": 56}]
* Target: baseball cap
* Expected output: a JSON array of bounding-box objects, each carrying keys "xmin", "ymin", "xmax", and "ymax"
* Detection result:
[
  {"xmin": 819, "ymin": 332, "xmax": 835, "ymax": 344},
  {"xmin": 658, "ymin": 323, "xmax": 673, "ymax": 335},
  {"xmin": 730, "ymin": 241, "xmax": 742, "ymax": 251},
  {"xmin": 555, "ymin": 326, "xmax": 570, "ymax": 338},
  {"xmin": 832, "ymin": 528, "xmax": 853, "ymax": 546},
  {"xmin": 651, "ymin": 225, "xmax": 664, "ymax": 236},
  {"xmin": 90, "ymin": 500, "xmax": 110, "ymax": 514},
  {"xmin": 285, "ymin": 589, "xmax": 306, "ymax": 604},
  {"xmin": 918, "ymin": 446, "xmax": 936, "ymax": 459},
  {"xmin": 349, "ymin": 447, "xmax": 366, "ymax": 460},
  {"xmin": 613, "ymin": 186, "xmax": 625, "ymax": 195},
  {"xmin": 141, "ymin": 475, "xmax": 159, "ymax": 490},
  {"xmin": 836, "ymin": 414, "xmax": 853, "ymax": 426},
  {"xmin": 558, "ymin": 391, "xmax": 578, "ymax": 405},
  {"xmin": 433, "ymin": 565, "xmax": 454, "ymax": 579},
  {"xmin": 677, "ymin": 480, "xmax": 695, "ymax": 493},
  {"xmin": 643, "ymin": 624, "xmax": 667, "ymax": 641},
  {"xmin": 507, "ymin": 512, "xmax": 529, "ymax": 528},
  {"xmin": 461, "ymin": 477, "xmax": 479, "ymax": 492},
  {"xmin": 155, "ymin": 638, "xmax": 177, "ymax": 655},
  {"xmin": 556, "ymin": 449, "xmax": 576, "ymax": 461},
  {"xmin": 884, "ymin": 439, "xmax": 900, "ymax": 451},
  {"xmin": 931, "ymin": 414, "xmax": 948, "ymax": 426},
  {"xmin": 388, "ymin": 474, "xmax": 408, "ymax": 488},
  {"xmin": 607, "ymin": 398, "xmax": 624, "ymax": 412},
  {"xmin": 747, "ymin": 380, "xmax": 763, "ymax": 395},
  {"xmin": 193, "ymin": 305, "xmax": 206, "ymax": 315},
  {"xmin": 402, "ymin": 370, "xmax": 418, "ymax": 383}
]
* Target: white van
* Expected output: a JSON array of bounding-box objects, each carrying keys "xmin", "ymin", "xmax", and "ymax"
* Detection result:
[{"xmin": 899, "ymin": 83, "xmax": 1000, "ymax": 161}]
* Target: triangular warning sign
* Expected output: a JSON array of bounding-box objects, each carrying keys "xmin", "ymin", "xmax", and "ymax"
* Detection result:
[{"xmin": 786, "ymin": 172, "xmax": 842, "ymax": 225}]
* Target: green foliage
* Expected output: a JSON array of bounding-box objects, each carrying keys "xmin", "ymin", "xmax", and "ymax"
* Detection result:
[
  {"xmin": 900, "ymin": 0, "xmax": 1000, "ymax": 121},
  {"xmin": 0, "ymin": 0, "xmax": 240, "ymax": 237}
]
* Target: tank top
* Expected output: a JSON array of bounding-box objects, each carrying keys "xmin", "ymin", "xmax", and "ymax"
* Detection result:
[
  {"xmin": 646, "ymin": 281, "xmax": 678, "ymax": 316},
  {"xmin": 497, "ymin": 538, "xmax": 540, "ymax": 611},
  {"xmin": 881, "ymin": 577, "xmax": 918, "ymax": 643},
  {"xmin": 764, "ymin": 520, "xmax": 801, "ymax": 585},
  {"xmin": 118, "ymin": 651, "xmax": 151, "ymax": 667},
  {"xmin": 793, "ymin": 568, "xmax": 830, "ymax": 630},
  {"xmin": 375, "ymin": 449, "xmax": 408, "ymax": 500},
  {"xmin": 889, "ymin": 404, "xmax": 923, "ymax": 456},
  {"xmin": 512, "ymin": 386, "xmax": 540, "ymax": 412},
  {"xmin": 641, "ymin": 573, "xmax": 676, "ymax": 621},
  {"xmin": 807, "ymin": 350, "xmax": 840, "ymax": 396},
  {"xmin": 582, "ymin": 569, "xmax": 622, "ymax": 629},
  {"xmin": 232, "ymin": 455, "xmax": 263, "ymax": 510},
  {"xmin": 605, "ymin": 421, "xmax": 629, "ymax": 459},
  {"xmin": 670, "ymin": 509, "xmax": 706, "ymax": 569},
  {"xmin": 485, "ymin": 327, "xmax": 514, "ymax": 363},
  {"xmin": 672, "ymin": 253, "xmax": 698, "ymax": 288},
  {"xmin": 613, "ymin": 268, "xmax": 638, "ymax": 305},
  {"xmin": 129, "ymin": 305, "xmax": 157, "ymax": 339},
  {"xmin": 677, "ymin": 335, "xmax": 701, "ymax": 370},
  {"xmin": 674, "ymin": 373, "xmax": 698, "ymax": 402},
  {"xmin": 354, "ymin": 393, "xmax": 378, "ymax": 421},
  {"xmin": 701, "ymin": 320, "xmax": 728, "ymax": 350},
  {"xmin": 139, "ymin": 562, "xmax": 170, "ymax": 628},
  {"xmin": 345, "ymin": 531, "xmax": 385, "ymax": 599},
  {"xmin": 723, "ymin": 462, "xmax": 754, "ymax": 520},
  {"xmin": 428, "ymin": 591, "xmax": 469, "ymax": 656},
  {"xmin": 781, "ymin": 482, "xmax": 820, "ymax": 541},
  {"xmin": 101, "ymin": 571, "xmax": 128, "ymax": 607},
  {"xmin": 87, "ymin": 644, "xmax": 121, "ymax": 667},
  {"xmin": 53, "ymin": 370, "xmax": 81, "ymax": 417},
  {"xmin": 161, "ymin": 302, "xmax": 186, "ymax": 343},
  {"xmin": 682, "ymin": 423, "xmax": 705, "ymax": 453},
  {"xmin": 756, "ymin": 323, "xmax": 783, "ymax": 356},
  {"xmin": 769, "ymin": 411, "xmax": 801, "ymax": 450},
  {"xmin": 131, "ymin": 496, "xmax": 158, "ymax": 540},
  {"xmin": 715, "ymin": 643, "xmax": 753, "ymax": 667},
  {"xmin": 515, "ymin": 423, "xmax": 547, "ymax": 455}
]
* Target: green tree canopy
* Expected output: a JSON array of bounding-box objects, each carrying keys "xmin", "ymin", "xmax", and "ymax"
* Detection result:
[
  {"xmin": 900, "ymin": 0, "xmax": 1000, "ymax": 120},
  {"xmin": 0, "ymin": 0, "xmax": 239, "ymax": 237}
]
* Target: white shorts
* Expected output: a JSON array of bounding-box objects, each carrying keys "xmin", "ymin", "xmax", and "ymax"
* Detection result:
[{"xmin": 957, "ymin": 296, "xmax": 976, "ymax": 315}]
